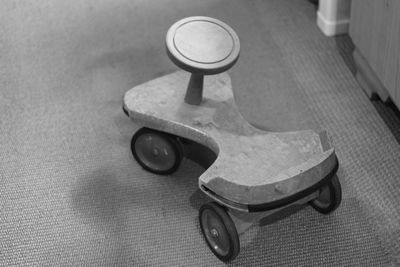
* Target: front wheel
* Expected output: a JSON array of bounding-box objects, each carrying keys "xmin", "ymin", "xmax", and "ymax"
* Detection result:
[
  {"xmin": 199, "ymin": 202, "xmax": 240, "ymax": 262},
  {"xmin": 310, "ymin": 175, "xmax": 342, "ymax": 214},
  {"xmin": 131, "ymin": 128, "xmax": 182, "ymax": 175}
]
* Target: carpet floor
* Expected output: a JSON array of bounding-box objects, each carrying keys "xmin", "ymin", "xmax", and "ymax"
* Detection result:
[{"xmin": 1, "ymin": 0, "xmax": 399, "ymax": 266}]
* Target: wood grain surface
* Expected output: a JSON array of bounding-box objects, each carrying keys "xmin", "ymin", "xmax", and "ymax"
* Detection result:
[{"xmin": 350, "ymin": 0, "xmax": 400, "ymax": 107}]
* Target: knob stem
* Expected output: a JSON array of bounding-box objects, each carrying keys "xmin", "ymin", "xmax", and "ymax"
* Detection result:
[{"xmin": 185, "ymin": 73, "xmax": 204, "ymax": 105}]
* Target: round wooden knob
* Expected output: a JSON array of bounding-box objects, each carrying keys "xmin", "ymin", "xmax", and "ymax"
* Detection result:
[
  {"xmin": 166, "ymin": 17, "xmax": 240, "ymax": 105},
  {"xmin": 166, "ymin": 16, "xmax": 240, "ymax": 75}
]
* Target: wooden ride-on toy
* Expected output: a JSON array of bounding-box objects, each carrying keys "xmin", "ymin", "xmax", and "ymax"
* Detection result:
[{"xmin": 123, "ymin": 16, "xmax": 341, "ymax": 262}]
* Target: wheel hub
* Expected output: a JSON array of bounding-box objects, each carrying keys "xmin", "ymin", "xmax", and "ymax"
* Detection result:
[
  {"xmin": 210, "ymin": 228, "xmax": 219, "ymax": 238},
  {"xmin": 152, "ymin": 147, "xmax": 160, "ymax": 156}
]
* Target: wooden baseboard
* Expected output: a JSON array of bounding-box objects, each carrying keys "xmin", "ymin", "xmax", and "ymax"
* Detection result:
[{"xmin": 353, "ymin": 48, "xmax": 390, "ymax": 102}]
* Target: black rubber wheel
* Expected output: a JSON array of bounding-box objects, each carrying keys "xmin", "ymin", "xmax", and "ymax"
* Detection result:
[
  {"xmin": 131, "ymin": 128, "xmax": 182, "ymax": 175},
  {"xmin": 199, "ymin": 202, "xmax": 240, "ymax": 262},
  {"xmin": 310, "ymin": 175, "xmax": 342, "ymax": 214}
]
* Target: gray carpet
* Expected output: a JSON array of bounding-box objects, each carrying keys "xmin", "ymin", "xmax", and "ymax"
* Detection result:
[{"xmin": 1, "ymin": 0, "xmax": 399, "ymax": 266}]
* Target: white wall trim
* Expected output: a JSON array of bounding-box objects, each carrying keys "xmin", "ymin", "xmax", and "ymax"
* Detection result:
[
  {"xmin": 317, "ymin": 10, "xmax": 349, "ymax": 36},
  {"xmin": 317, "ymin": 0, "xmax": 351, "ymax": 36}
]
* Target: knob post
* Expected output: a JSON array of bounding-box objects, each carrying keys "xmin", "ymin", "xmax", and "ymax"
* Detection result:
[{"xmin": 185, "ymin": 73, "xmax": 204, "ymax": 105}]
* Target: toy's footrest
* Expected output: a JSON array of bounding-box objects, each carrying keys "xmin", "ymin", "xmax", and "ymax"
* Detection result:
[
  {"xmin": 199, "ymin": 130, "xmax": 338, "ymax": 210},
  {"xmin": 200, "ymin": 152, "xmax": 338, "ymax": 212}
]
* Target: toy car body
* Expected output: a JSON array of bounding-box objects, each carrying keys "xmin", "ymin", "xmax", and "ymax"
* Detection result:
[{"xmin": 123, "ymin": 16, "xmax": 341, "ymax": 262}]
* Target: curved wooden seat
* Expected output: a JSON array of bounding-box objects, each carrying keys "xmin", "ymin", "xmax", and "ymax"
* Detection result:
[{"xmin": 123, "ymin": 71, "xmax": 337, "ymax": 210}]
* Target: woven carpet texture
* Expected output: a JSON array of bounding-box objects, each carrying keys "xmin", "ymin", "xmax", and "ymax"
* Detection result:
[{"xmin": 1, "ymin": 0, "xmax": 399, "ymax": 266}]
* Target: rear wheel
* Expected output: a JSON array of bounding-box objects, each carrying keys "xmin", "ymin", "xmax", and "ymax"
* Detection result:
[
  {"xmin": 199, "ymin": 202, "xmax": 240, "ymax": 262},
  {"xmin": 131, "ymin": 128, "xmax": 182, "ymax": 175},
  {"xmin": 310, "ymin": 175, "xmax": 342, "ymax": 214}
]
